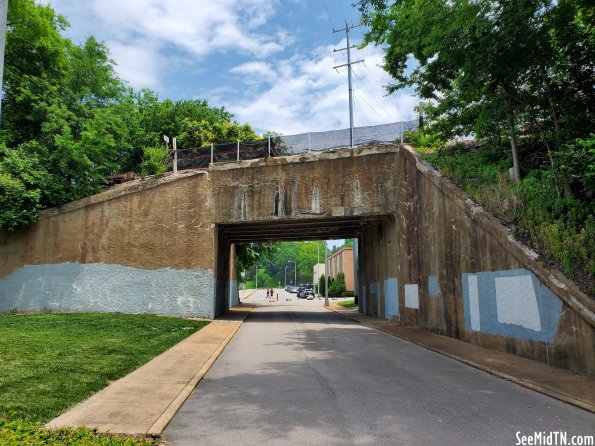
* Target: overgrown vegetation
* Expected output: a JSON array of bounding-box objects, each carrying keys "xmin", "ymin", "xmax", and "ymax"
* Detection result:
[
  {"xmin": 0, "ymin": 313, "xmax": 207, "ymax": 444},
  {"xmin": 409, "ymin": 131, "xmax": 595, "ymax": 295},
  {"xmin": 0, "ymin": 0, "xmax": 259, "ymax": 231}
]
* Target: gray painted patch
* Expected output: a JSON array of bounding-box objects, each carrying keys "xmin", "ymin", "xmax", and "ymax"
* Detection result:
[
  {"xmin": 428, "ymin": 275, "xmax": 440, "ymax": 298},
  {"xmin": 462, "ymin": 269, "xmax": 562, "ymax": 342},
  {"xmin": 229, "ymin": 280, "xmax": 238, "ymax": 307},
  {"xmin": 384, "ymin": 278, "xmax": 398, "ymax": 320},
  {"xmin": 0, "ymin": 263, "xmax": 215, "ymax": 318},
  {"xmin": 405, "ymin": 284, "xmax": 419, "ymax": 309}
]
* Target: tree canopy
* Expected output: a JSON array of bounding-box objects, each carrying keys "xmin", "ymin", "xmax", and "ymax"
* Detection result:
[
  {"xmin": 358, "ymin": 0, "xmax": 594, "ymax": 187},
  {"xmin": 0, "ymin": 0, "xmax": 258, "ymax": 230}
]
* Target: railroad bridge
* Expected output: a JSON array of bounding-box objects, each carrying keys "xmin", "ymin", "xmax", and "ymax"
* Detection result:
[{"xmin": 0, "ymin": 144, "xmax": 593, "ymax": 375}]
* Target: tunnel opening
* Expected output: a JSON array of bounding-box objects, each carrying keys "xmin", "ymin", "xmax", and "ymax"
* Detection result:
[{"xmin": 214, "ymin": 215, "xmax": 396, "ymax": 318}]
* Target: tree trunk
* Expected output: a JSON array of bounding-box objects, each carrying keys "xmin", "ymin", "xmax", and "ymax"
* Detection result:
[
  {"xmin": 542, "ymin": 69, "xmax": 573, "ymax": 197},
  {"xmin": 508, "ymin": 111, "xmax": 521, "ymax": 182}
]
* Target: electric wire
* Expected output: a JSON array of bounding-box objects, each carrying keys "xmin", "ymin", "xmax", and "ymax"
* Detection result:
[
  {"xmin": 353, "ymin": 66, "xmax": 395, "ymax": 122},
  {"xmin": 321, "ymin": 0, "xmax": 336, "ymax": 30}
]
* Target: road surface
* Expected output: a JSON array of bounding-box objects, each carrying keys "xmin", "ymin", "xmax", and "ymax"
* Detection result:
[{"xmin": 164, "ymin": 289, "xmax": 594, "ymax": 445}]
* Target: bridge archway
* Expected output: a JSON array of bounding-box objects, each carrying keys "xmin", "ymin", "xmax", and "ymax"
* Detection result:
[{"xmin": 214, "ymin": 215, "xmax": 396, "ymax": 317}]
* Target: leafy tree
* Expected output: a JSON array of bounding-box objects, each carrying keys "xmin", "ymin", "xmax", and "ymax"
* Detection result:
[
  {"xmin": 358, "ymin": 0, "xmax": 594, "ymax": 187},
  {"xmin": 0, "ymin": 0, "xmax": 261, "ymax": 231}
]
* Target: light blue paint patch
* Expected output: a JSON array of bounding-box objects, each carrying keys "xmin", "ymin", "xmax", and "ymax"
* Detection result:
[
  {"xmin": 0, "ymin": 263, "xmax": 215, "ymax": 318},
  {"xmin": 404, "ymin": 284, "xmax": 419, "ymax": 309},
  {"xmin": 384, "ymin": 278, "xmax": 398, "ymax": 320},
  {"xmin": 428, "ymin": 276, "xmax": 440, "ymax": 298},
  {"xmin": 229, "ymin": 280, "xmax": 238, "ymax": 307},
  {"xmin": 462, "ymin": 269, "xmax": 562, "ymax": 342}
]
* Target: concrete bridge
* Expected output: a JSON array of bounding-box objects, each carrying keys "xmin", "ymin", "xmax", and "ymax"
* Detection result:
[{"xmin": 1, "ymin": 144, "xmax": 593, "ymax": 375}]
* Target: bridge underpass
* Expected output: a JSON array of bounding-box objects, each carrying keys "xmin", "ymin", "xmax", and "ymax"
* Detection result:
[
  {"xmin": 1, "ymin": 144, "xmax": 593, "ymax": 375},
  {"xmin": 214, "ymin": 215, "xmax": 390, "ymax": 316}
]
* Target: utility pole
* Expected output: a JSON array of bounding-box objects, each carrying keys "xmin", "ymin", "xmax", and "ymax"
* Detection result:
[
  {"xmin": 333, "ymin": 22, "xmax": 364, "ymax": 148},
  {"xmin": 0, "ymin": 0, "xmax": 8, "ymax": 126}
]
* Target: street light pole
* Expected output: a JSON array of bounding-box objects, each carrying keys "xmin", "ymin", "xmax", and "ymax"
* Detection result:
[
  {"xmin": 317, "ymin": 242, "xmax": 320, "ymax": 297},
  {"xmin": 284, "ymin": 266, "xmax": 288, "ymax": 288},
  {"xmin": 288, "ymin": 260, "xmax": 296, "ymax": 285},
  {"xmin": 324, "ymin": 242, "xmax": 329, "ymax": 306}
]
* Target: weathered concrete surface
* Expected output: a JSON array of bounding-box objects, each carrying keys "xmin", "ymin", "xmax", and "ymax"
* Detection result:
[
  {"xmin": 0, "ymin": 144, "xmax": 593, "ymax": 374},
  {"xmin": 0, "ymin": 171, "xmax": 216, "ymax": 318}
]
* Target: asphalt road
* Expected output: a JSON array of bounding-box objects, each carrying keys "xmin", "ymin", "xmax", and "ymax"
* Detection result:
[{"xmin": 164, "ymin": 289, "xmax": 594, "ymax": 446}]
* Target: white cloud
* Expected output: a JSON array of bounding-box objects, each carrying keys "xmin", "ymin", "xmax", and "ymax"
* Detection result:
[
  {"xmin": 48, "ymin": 0, "xmax": 286, "ymax": 90},
  {"xmin": 108, "ymin": 40, "xmax": 162, "ymax": 89},
  {"xmin": 227, "ymin": 42, "xmax": 417, "ymax": 134}
]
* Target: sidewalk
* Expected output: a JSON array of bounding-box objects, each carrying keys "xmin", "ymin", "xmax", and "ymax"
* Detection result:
[
  {"xmin": 47, "ymin": 304, "xmax": 254, "ymax": 436},
  {"xmin": 328, "ymin": 305, "xmax": 595, "ymax": 413}
]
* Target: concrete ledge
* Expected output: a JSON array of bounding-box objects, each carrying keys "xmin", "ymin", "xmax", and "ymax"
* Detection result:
[
  {"xmin": 47, "ymin": 304, "xmax": 255, "ymax": 436},
  {"xmin": 327, "ymin": 305, "xmax": 595, "ymax": 414}
]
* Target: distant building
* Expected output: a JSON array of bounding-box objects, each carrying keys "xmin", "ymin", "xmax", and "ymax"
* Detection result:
[
  {"xmin": 312, "ymin": 263, "xmax": 326, "ymax": 288},
  {"xmin": 326, "ymin": 247, "xmax": 354, "ymax": 291}
]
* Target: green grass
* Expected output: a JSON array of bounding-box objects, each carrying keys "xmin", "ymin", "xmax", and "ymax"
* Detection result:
[
  {"xmin": 337, "ymin": 300, "xmax": 358, "ymax": 308},
  {"xmin": 0, "ymin": 418, "xmax": 160, "ymax": 445},
  {"xmin": 0, "ymin": 312, "xmax": 208, "ymax": 444}
]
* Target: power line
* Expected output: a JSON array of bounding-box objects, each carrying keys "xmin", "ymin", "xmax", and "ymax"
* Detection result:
[
  {"xmin": 353, "ymin": 91, "xmax": 371, "ymax": 126},
  {"xmin": 352, "ymin": 68, "xmax": 395, "ymax": 122},
  {"xmin": 353, "ymin": 88, "xmax": 384, "ymax": 122},
  {"xmin": 321, "ymin": 0, "xmax": 336, "ymax": 31}
]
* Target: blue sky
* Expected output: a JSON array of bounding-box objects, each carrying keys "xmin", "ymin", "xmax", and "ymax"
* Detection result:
[{"xmin": 46, "ymin": 0, "xmax": 417, "ymax": 136}]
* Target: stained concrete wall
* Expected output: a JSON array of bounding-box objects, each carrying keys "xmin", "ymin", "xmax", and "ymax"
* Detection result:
[
  {"xmin": 386, "ymin": 147, "xmax": 595, "ymax": 375},
  {"xmin": 0, "ymin": 144, "xmax": 593, "ymax": 375},
  {"xmin": 0, "ymin": 171, "xmax": 216, "ymax": 318}
]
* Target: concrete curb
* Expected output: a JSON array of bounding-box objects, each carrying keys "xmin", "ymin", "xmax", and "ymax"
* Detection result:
[
  {"xmin": 326, "ymin": 306, "xmax": 595, "ymax": 414},
  {"xmin": 147, "ymin": 313, "xmax": 248, "ymax": 436}
]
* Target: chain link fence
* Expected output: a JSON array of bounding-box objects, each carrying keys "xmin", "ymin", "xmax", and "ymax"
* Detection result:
[{"xmin": 171, "ymin": 120, "xmax": 418, "ymax": 170}]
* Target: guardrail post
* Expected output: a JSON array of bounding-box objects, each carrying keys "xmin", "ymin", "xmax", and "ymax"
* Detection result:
[
  {"xmin": 173, "ymin": 137, "xmax": 178, "ymax": 174},
  {"xmin": 400, "ymin": 121, "xmax": 404, "ymax": 143},
  {"xmin": 211, "ymin": 143, "xmax": 214, "ymax": 164},
  {"xmin": 237, "ymin": 140, "xmax": 240, "ymax": 161}
]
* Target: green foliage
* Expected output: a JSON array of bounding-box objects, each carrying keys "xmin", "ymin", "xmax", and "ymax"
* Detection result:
[
  {"xmin": 0, "ymin": 418, "xmax": 159, "ymax": 445},
  {"xmin": 0, "ymin": 0, "xmax": 258, "ymax": 230},
  {"xmin": 359, "ymin": 0, "xmax": 594, "ymax": 186},
  {"xmin": 139, "ymin": 146, "xmax": 169, "ymax": 178},
  {"xmin": 318, "ymin": 274, "xmax": 326, "ymax": 296},
  {"xmin": 553, "ymin": 135, "xmax": 595, "ymax": 199},
  {"xmin": 403, "ymin": 130, "xmax": 446, "ymax": 153},
  {"xmin": 337, "ymin": 300, "xmax": 358, "ymax": 308},
  {"xmin": 419, "ymin": 143, "xmax": 595, "ymax": 289},
  {"xmin": 178, "ymin": 118, "xmax": 259, "ymax": 148},
  {"xmin": 328, "ymin": 272, "xmax": 351, "ymax": 297},
  {"xmin": 0, "ymin": 173, "xmax": 41, "ymax": 230},
  {"xmin": 0, "ymin": 313, "xmax": 207, "ymax": 422}
]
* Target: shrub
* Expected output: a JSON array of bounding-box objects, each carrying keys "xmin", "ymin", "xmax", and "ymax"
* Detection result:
[{"xmin": 139, "ymin": 146, "xmax": 169, "ymax": 178}]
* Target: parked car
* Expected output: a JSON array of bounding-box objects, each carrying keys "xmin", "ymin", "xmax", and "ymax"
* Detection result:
[
  {"xmin": 297, "ymin": 284, "xmax": 314, "ymax": 299},
  {"xmin": 286, "ymin": 285, "xmax": 298, "ymax": 293}
]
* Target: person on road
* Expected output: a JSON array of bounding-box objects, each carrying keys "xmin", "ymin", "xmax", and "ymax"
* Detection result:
[{"xmin": 266, "ymin": 289, "xmax": 269, "ymax": 299}]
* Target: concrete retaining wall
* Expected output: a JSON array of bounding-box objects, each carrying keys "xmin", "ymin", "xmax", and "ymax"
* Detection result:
[{"xmin": 0, "ymin": 171, "xmax": 216, "ymax": 318}]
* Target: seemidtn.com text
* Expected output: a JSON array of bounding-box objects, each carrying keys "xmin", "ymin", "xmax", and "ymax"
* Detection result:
[{"xmin": 516, "ymin": 432, "xmax": 594, "ymax": 446}]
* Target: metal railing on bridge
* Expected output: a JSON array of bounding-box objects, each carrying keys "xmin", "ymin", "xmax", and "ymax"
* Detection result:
[{"xmin": 171, "ymin": 120, "xmax": 418, "ymax": 171}]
